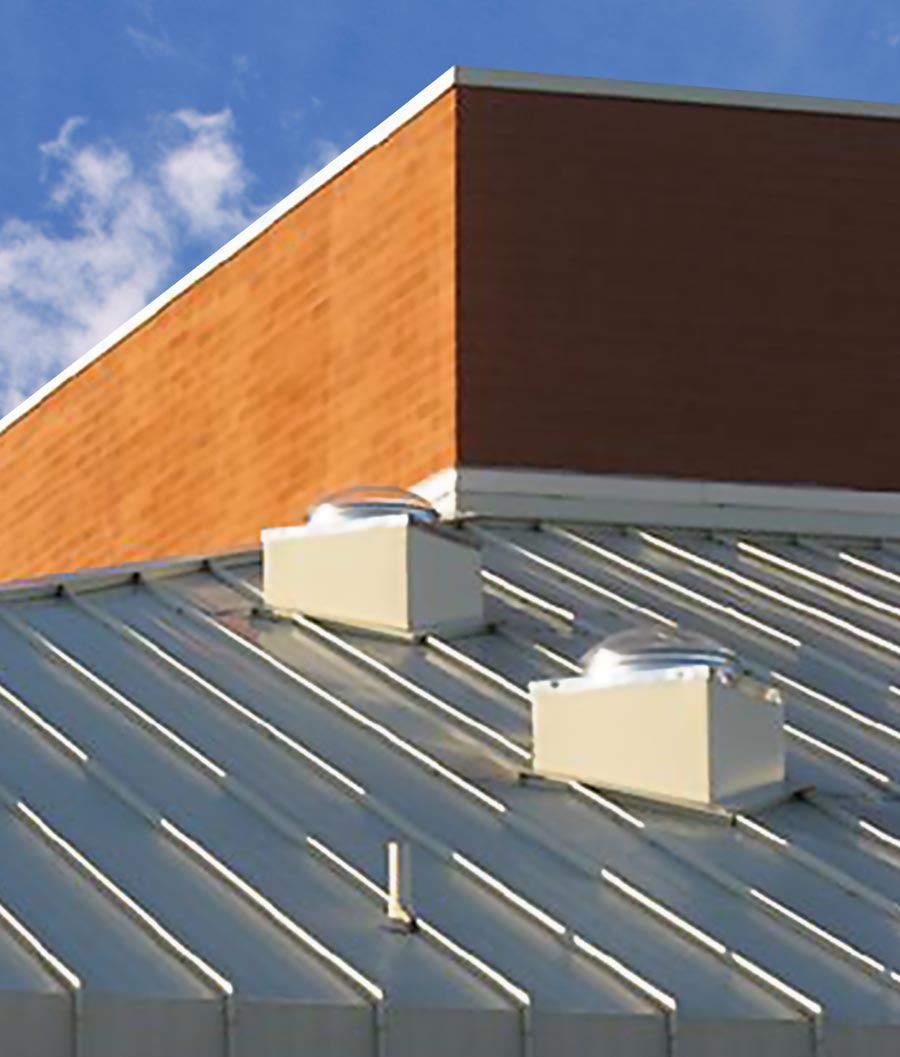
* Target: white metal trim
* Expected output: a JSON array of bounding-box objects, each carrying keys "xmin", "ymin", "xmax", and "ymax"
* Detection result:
[
  {"xmin": 456, "ymin": 66, "xmax": 900, "ymax": 122},
  {"xmin": 415, "ymin": 467, "xmax": 900, "ymax": 538}
]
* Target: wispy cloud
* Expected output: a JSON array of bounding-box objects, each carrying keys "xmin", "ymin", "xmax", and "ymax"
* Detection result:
[
  {"xmin": 279, "ymin": 96, "xmax": 324, "ymax": 134},
  {"xmin": 0, "ymin": 109, "xmax": 253, "ymax": 414},
  {"xmin": 125, "ymin": 24, "xmax": 181, "ymax": 61},
  {"xmin": 297, "ymin": 137, "xmax": 343, "ymax": 185},
  {"xmin": 230, "ymin": 53, "xmax": 253, "ymax": 96}
]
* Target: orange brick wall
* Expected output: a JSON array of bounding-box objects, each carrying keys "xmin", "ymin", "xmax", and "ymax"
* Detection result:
[{"xmin": 0, "ymin": 91, "xmax": 457, "ymax": 582}]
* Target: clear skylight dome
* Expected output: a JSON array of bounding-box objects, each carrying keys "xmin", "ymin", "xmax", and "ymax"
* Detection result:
[
  {"xmin": 307, "ymin": 485, "xmax": 438, "ymax": 529},
  {"xmin": 583, "ymin": 626, "xmax": 738, "ymax": 678}
]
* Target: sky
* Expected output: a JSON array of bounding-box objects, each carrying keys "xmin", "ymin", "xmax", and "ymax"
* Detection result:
[{"xmin": 2, "ymin": 0, "xmax": 900, "ymax": 413}]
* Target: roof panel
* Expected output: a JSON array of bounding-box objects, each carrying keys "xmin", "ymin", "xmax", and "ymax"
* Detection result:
[{"xmin": 2, "ymin": 520, "xmax": 900, "ymax": 1053}]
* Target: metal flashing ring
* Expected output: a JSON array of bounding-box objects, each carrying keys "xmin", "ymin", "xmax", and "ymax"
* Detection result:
[
  {"xmin": 583, "ymin": 626, "xmax": 739, "ymax": 679},
  {"xmin": 307, "ymin": 485, "xmax": 438, "ymax": 529}
]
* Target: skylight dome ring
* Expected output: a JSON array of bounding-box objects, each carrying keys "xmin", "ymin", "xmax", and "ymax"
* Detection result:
[
  {"xmin": 307, "ymin": 485, "xmax": 438, "ymax": 528},
  {"xmin": 583, "ymin": 626, "xmax": 738, "ymax": 678}
]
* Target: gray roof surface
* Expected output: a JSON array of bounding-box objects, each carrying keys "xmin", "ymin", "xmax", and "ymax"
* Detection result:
[{"xmin": 0, "ymin": 520, "xmax": 899, "ymax": 1056}]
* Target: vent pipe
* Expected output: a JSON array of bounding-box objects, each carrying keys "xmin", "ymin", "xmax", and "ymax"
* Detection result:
[
  {"xmin": 386, "ymin": 841, "xmax": 414, "ymax": 930},
  {"xmin": 262, "ymin": 487, "xmax": 484, "ymax": 635}
]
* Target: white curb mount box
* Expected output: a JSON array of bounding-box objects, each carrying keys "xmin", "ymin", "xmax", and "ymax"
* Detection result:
[
  {"xmin": 531, "ymin": 647, "xmax": 785, "ymax": 810},
  {"xmin": 262, "ymin": 511, "xmax": 484, "ymax": 635}
]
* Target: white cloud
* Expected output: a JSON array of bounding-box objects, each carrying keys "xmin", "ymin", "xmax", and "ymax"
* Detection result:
[
  {"xmin": 159, "ymin": 109, "xmax": 249, "ymax": 239},
  {"xmin": 0, "ymin": 109, "xmax": 253, "ymax": 414}
]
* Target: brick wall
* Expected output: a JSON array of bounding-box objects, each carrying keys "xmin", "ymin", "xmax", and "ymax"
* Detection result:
[
  {"xmin": 457, "ymin": 86, "xmax": 900, "ymax": 489},
  {"xmin": 0, "ymin": 90, "xmax": 457, "ymax": 582},
  {"xmin": 7, "ymin": 78, "xmax": 900, "ymax": 584}
]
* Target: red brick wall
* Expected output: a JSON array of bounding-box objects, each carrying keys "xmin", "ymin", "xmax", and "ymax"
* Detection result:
[
  {"xmin": 0, "ymin": 90, "xmax": 457, "ymax": 582},
  {"xmin": 8, "ymin": 81, "xmax": 900, "ymax": 583},
  {"xmin": 457, "ymin": 86, "xmax": 900, "ymax": 489}
]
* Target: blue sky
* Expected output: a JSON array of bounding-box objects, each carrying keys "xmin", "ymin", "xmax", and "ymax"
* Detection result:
[{"xmin": 2, "ymin": 0, "xmax": 900, "ymax": 412}]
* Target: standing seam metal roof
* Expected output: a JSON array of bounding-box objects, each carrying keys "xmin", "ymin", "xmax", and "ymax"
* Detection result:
[{"xmin": 0, "ymin": 518, "xmax": 899, "ymax": 1056}]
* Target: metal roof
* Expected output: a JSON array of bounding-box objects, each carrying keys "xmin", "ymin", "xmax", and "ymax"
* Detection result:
[{"xmin": 1, "ymin": 519, "xmax": 899, "ymax": 1056}]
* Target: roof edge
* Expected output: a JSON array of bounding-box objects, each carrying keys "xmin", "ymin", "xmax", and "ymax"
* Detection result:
[
  {"xmin": 457, "ymin": 66, "xmax": 900, "ymax": 121},
  {"xmin": 0, "ymin": 66, "xmax": 460, "ymax": 440},
  {"xmin": 416, "ymin": 465, "xmax": 900, "ymax": 538},
  {"xmin": 0, "ymin": 544, "xmax": 260, "ymax": 601}
]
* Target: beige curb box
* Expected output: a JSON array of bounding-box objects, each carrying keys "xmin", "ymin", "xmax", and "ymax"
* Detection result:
[
  {"xmin": 262, "ymin": 517, "xmax": 483, "ymax": 634},
  {"xmin": 531, "ymin": 666, "xmax": 785, "ymax": 809}
]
